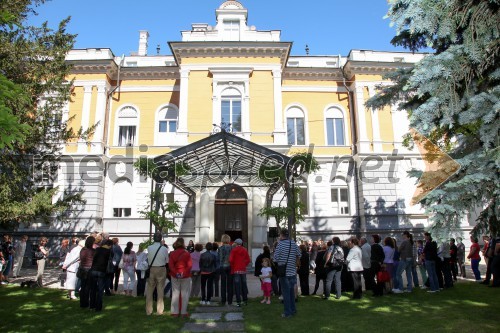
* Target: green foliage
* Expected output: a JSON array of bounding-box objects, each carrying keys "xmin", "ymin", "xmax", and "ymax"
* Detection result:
[
  {"xmin": 0, "ymin": 0, "xmax": 94, "ymax": 226},
  {"xmin": 0, "ymin": 74, "xmax": 31, "ymax": 148},
  {"xmin": 259, "ymin": 187, "xmax": 307, "ymax": 230},
  {"xmin": 258, "ymin": 152, "xmax": 318, "ymax": 236},
  {"xmin": 258, "ymin": 152, "xmax": 320, "ymax": 184},
  {"xmin": 134, "ymin": 159, "xmax": 184, "ymax": 235},
  {"xmin": 368, "ymin": 0, "xmax": 500, "ymax": 237},
  {"xmin": 134, "ymin": 158, "xmax": 191, "ymax": 181}
]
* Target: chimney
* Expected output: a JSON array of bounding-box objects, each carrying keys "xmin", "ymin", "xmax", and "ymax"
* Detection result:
[{"xmin": 138, "ymin": 30, "xmax": 149, "ymax": 56}]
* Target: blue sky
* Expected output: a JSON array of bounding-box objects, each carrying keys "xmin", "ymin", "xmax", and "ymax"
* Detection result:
[{"xmin": 28, "ymin": 0, "xmax": 406, "ymax": 57}]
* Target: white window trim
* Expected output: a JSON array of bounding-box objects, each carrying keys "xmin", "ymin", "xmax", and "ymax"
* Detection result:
[
  {"xmin": 114, "ymin": 104, "xmax": 140, "ymax": 147},
  {"xmin": 330, "ymin": 176, "xmax": 350, "ymax": 216},
  {"xmin": 111, "ymin": 177, "xmax": 135, "ymax": 218},
  {"xmin": 323, "ymin": 104, "xmax": 349, "ymax": 147},
  {"xmin": 284, "ymin": 103, "xmax": 309, "ymax": 146},
  {"xmin": 154, "ymin": 103, "xmax": 179, "ymax": 146},
  {"xmin": 210, "ymin": 68, "xmax": 252, "ymax": 138}
]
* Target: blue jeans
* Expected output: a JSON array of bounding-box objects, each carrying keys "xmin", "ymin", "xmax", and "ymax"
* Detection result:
[
  {"xmin": 89, "ymin": 271, "xmax": 106, "ymax": 311},
  {"xmin": 220, "ymin": 267, "xmax": 233, "ymax": 304},
  {"xmin": 395, "ymin": 258, "xmax": 414, "ymax": 291},
  {"xmin": 471, "ymin": 258, "xmax": 481, "ymax": 281},
  {"xmin": 279, "ymin": 275, "xmax": 297, "ymax": 317},
  {"xmin": 325, "ymin": 268, "xmax": 342, "ymax": 298},
  {"xmin": 233, "ymin": 273, "xmax": 248, "ymax": 304},
  {"xmin": 201, "ymin": 272, "xmax": 214, "ymax": 302},
  {"xmin": 412, "ymin": 265, "xmax": 420, "ymax": 287},
  {"xmin": 425, "ymin": 260, "xmax": 439, "ymax": 291}
]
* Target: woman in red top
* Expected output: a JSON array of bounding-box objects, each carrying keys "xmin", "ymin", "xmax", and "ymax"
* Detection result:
[
  {"xmin": 467, "ymin": 236, "xmax": 481, "ymax": 281},
  {"xmin": 169, "ymin": 238, "xmax": 192, "ymax": 317}
]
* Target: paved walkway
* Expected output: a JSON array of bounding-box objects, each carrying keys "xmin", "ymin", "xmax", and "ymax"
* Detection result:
[{"xmin": 181, "ymin": 304, "xmax": 245, "ymax": 333}]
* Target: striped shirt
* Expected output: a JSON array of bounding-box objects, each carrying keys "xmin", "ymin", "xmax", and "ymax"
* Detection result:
[{"xmin": 274, "ymin": 239, "xmax": 300, "ymax": 277}]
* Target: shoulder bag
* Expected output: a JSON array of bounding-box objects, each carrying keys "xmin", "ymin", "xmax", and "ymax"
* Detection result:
[{"xmin": 145, "ymin": 245, "xmax": 162, "ymax": 279}]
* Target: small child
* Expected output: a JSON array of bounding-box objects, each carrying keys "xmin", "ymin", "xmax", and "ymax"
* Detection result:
[{"xmin": 259, "ymin": 258, "xmax": 272, "ymax": 304}]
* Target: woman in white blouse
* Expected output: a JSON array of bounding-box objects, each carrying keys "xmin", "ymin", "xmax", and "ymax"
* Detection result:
[{"xmin": 346, "ymin": 237, "xmax": 364, "ymax": 299}]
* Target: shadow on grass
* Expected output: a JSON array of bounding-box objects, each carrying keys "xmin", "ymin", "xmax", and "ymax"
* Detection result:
[
  {"xmin": 0, "ymin": 287, "xmax": 185, "ymax": 333},
  {"xmin": 243, "ymin": 281, "xmax": 500, "ymax": 333}
]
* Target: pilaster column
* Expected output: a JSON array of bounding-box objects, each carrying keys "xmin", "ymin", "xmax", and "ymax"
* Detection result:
[
  {"xmin": 272, "ymin": 69, "xmax": 286, "ymax": 144},
  {"xmin": 368, "ymin": 86, "xmax": 382, "ymax": 153},
  {"xmin": 353, "ymin": 83, "xmax": 370, "ymax": 153},
  {"xmin": 91, "ymin": 84, "xmax": 108, "ymax": 154},
  {"xmin": 198, "ymin": 190, "xmax": 210, "ymax": 244},
  {"xmin": 78, "ymin": 85, "xmax": 93, "ymax": 154},
  {"xmin": 177, "ymin": 68, "xmax": 190, "ymax": 144},
  {"xmin": 391, "ymin": 104, "xmax": 411, "ymax": 152}
]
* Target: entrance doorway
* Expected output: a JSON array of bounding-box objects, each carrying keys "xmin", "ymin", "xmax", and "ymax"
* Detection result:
[{"xmin": 214, "ymin": 184, "xmax": 248, "ymax": 245}]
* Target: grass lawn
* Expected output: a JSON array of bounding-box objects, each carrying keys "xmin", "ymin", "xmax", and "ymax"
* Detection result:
[{"xmin": 0, "ymin": 281, "xmax": 498, "ymax": 333}]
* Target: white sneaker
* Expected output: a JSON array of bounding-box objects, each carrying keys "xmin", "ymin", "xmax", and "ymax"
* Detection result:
[
  {"xmin": 392, "ymin": 288, "xmax": 403, "ymax": 294},
  {"xmin": 420, "ymin": 286, "xmax": 427, "ymax": 289},
  {"xmin": 206, "ymin": 301, "xmax": 210, "ymax": 305},
  {"xmin": 201, "ymin": 301, "xmax": 206, "ymax": 305}
]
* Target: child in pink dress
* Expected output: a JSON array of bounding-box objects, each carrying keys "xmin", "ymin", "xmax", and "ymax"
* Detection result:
[{"xmin": 259, "ymin": 258, "xmax": 272, "ymax": 304}]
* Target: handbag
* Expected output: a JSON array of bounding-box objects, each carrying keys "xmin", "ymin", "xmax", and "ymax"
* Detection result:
[
  {"xmin": 377, "ymin": 269, "xmax": 391, "ymax": 283},
  {"xmin": 34, "ymin": 251, "xmax": 45, "ymax": 260},
  {"xmin": 276, "ymin": 240, "xmax": 292, "ymax": 278},
  {"xmin": 106, "ymin": 250, "xmax": 115, "ymax": 274},
  {"xmin": 118, "ymin": 258, "xmax": 124, "ymax": 269},
  {"xmin": 145, "ymin": 245, "xmax": 162, "ymax": 279},
  {"xmin": 76, "ymin": 267, "xmax": 89, "ymax": 279}
]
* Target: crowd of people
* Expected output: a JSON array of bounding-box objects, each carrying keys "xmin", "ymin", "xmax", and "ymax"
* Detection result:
[{"xmin": 1, "ymin": 228, "xmax": 499, "ymax": 318}]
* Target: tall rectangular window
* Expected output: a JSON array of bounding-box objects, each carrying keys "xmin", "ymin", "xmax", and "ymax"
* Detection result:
[
  {"xmin": 287, "ymin": 118, "xmax": 305, "ymax": 145},
  {"xmin": 118, "ymin": 126, "xmax": 136, "ymax": 146},
  {"xmin": 326, "ymin": 118, "xmax": 345, "ymax": 146},
  {"xmin": 223, "ymin": 20, "xmax": 240, "ymax": 40},
  {"xmin": 331, "ymin": 187, "xmax": 349, "ymax": 215},
  {"xmin": 221, "ymin": 98, "xmax": 242, "ymax": 132}
]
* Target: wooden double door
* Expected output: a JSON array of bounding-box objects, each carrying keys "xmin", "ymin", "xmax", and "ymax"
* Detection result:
[{"xmin": 214, "ymin": 199, "xmax": 247, "ymax": 245}]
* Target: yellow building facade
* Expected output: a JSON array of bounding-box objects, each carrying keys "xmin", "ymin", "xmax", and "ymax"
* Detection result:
[{"xmin": 46, "ymin": 1, "xmax": 436, "ymax": 257}]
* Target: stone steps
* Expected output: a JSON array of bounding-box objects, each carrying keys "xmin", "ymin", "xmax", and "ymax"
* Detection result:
[{"xmin": 181, "ymin": 304, "xmax": 245, "ymax": 333}]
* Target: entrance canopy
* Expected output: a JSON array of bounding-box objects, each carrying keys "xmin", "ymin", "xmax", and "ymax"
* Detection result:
[{"xmin": 153, "ymin": 130, "xmax": 291, "ymax": 196}]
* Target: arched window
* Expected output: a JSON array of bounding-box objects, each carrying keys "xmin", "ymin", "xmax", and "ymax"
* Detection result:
[
  {"xmin": 158, "ymin": 105, "xmax": 178, "ymax": 133},
  {"xmin": 116, "ymin": 106, "xmax": 138, "ymax": 146},
  {"xmin": 221, "ymin": 88, "xmax": 242, "ymax": 132},
  {"xmin": 286, "ymin": 106, "xmax": 305, "ymax": 145},
  {"xmin": 331, "ymin": 177, "xmax": 349, "ymax": 215},
  {"xmin": 112, "ymin": 178, "xmax": 133, "ymax": 217},
  {"xmin": 325, "ymin": 107, "xmax": 345, "ymax": 146}
]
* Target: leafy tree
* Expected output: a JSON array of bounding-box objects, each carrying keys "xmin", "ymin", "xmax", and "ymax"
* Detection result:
[
  {"xmin": 134, "ymin": 158, "xmax": 184, "ymax": 237},
  {"xmin": 367, "ymin": 0, "xmax": 499, "ymax": 238},
  {"xmin": 259, "ymin": 152, "xmax": 320, "ymax": 239},
  {"xmin": 0, "ymin": 1, "xmax": 92, "ymax": 226}
]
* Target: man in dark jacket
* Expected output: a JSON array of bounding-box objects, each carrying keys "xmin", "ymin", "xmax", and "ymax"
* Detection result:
[
  {"xmin": 423, "ymin": 232, "xmax": 440, "ymax": 292},
  {"xmin": 89, "ymin": 239, "xmax": 112, "ymax": 312},
  {"xmin": 370, "ymin": 234, "xmax": 385, "ymax": 296}
]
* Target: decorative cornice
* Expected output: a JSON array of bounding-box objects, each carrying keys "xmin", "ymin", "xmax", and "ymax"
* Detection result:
[
  {"xmin": 68, "ymin": 59, "xmax": 117, "ymax": 78},
  {"xmin": 169, "ymin": 41, "xmax": 292, "ymax": 69},
  {"xmin": 283, "ymin": 67, "xmax": 344, "ymax": 81},
  {"xmin": 120, "ymin": 66, "xmax": 180, "ymax": 80},
  {"xmin": 343, "ymin": 61, "xmax": 415, "ymax": 79}
]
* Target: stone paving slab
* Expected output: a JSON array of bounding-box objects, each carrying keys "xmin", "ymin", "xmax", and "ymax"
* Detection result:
[
  {"xmin": 225, "ymin": 312, "xmax": 244, "ymax": 321},
  {"xmin": 181, "ymin": 322, "xmax": 245, "ymax": 332},
  {"xmin": 194, "ymin": 306, "xmax": 242, "ymax": 313},
  {"xmin": 190, "ymin": 312, "xmax": 223, "ymax": 321}
]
